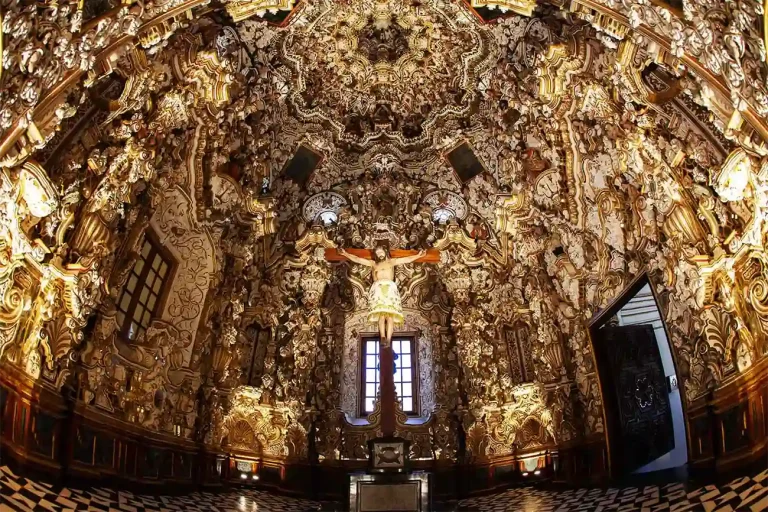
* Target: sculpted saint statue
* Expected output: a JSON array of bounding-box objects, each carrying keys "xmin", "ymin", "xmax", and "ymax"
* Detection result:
[{"xmin": 337, "ymin": 246, "xmax": 426, "ymax": 345}]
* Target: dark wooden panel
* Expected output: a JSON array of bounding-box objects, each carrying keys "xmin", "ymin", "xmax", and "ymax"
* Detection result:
[
  {"xmin": 689, "ymin": 414, "xmax": 714, "ymax": 461},
  {"xmin": 432, "ymin": 467, "xmax": 458, "ymax": 497},
  {"xmin": 95, "ymin": 433, "xmax": 115, "ymax": 468},
  {"xmin": 468, "ymin": 465, "xmax": 490, "ymax": 492},
  {"xmin": 260, "ymin": 465, "xmax": 282, "ymax": 484},
  {"xmin": 594, "ymin": 325, "xmax": 674, "ymax": 474},
  {"xmin": 446, "ymin": 142, "xmax": 485, "ymax": 183},
  {"xmin": 282, "ymin": 145, "xmax": 322, "ymax": 188},
  {"xmin": 554, "ymin": 438, "xmax": 608, "ymax": 485},
  {"xmin": 175, "ymin": 452, "xmax": 193, "ymax": 480},
  {"xmin": 144, "ymin": 448, "xmax": 163, "ymax": 479},
  {"xmin": 17, "ymin": 402, "xmax": 28, "ymax": 445},
  {"xmin": 493, "ymin": 464, "xmax": 514, "ymax": 483},
  {"xmin": 750, "ymin": 389, "xmax": 766, "ymax": 444},
  {"xmin": 0, "ymin": 386, "xmax": 7, "ymax": 435},
  {"xmin": 763, "ymin": 384, "xmax": 768, "ymax": 433},
  {"xmin": 160, "ymin": 449, "xmax": 173, "ymax": 478},
  {"xmin": 29, "ymin": 409, "xmax": 57, "ymax": 459},
  {"xmin": 73, "ymin": 427, "xmax": 96, "ymax": 465},
  {"xmin": 720, "ymin": 403, "xmax": 750, "ymax": 454}
]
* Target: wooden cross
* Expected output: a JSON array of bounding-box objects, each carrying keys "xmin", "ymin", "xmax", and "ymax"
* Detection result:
[
  {"xmin": 324, "ymin": 248, "xmax": 440, "ymax": 263},
  {"xmin": 325, "ymin": 247, "xmax": 439, "ymax": 435}
]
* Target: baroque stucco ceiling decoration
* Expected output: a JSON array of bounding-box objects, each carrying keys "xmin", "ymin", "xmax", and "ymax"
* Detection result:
[
  {"xmin": 0, "ymin": 0, "xmax": 768, "ymax": 467},
  {"xmin": 280, "ymin": 0, "xmax": 496, "ymax": 150}
]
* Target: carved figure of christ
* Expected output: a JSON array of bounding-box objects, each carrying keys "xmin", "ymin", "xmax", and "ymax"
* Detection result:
[
  {"xmin": 325, "ymin": 246, "xmax": 438, "ymax": 434},
  {"xmin": 326, "ymin": 246, "xmax": 439, "ymax": 345}
]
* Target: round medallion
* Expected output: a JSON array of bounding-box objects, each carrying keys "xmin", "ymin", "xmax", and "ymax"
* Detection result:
[
  {"xmin": 422, "ymin": 190, "xmax": 469, "ymax": 223},
  {"xmin": 302, "ymin": 192, "xmax": 348, "ymax": 224}
]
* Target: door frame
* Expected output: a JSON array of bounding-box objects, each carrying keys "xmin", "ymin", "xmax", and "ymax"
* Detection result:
[{"xmin": 587, "ymin": 271, "xmax": 692, "ymax": 478}]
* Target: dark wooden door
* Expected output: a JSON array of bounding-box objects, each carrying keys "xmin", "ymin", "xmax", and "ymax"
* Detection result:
[{"xmin": 594, "ymin": 324, "xmax": 674, "ymax": 474}]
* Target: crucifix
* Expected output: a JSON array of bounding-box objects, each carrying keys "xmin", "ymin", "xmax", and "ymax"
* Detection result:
[{"xmin": 325, "ymin": 245, "xmax": 439, "ymax": 435}]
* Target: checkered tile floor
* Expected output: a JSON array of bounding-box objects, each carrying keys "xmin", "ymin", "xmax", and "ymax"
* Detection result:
[
  {"xmin": 2, "ymin": 464, "xmax": 767, "ymax": 511},
  {"xmin": 457, "ymin": 468, "xmax": 768, "ymax": 511},
  {"xmin": 0, "ymin": 465, "xmax": 323, "ymax": 511}
]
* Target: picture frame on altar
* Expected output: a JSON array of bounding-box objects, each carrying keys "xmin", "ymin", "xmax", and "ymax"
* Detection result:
[{"xmin": 368, "ymin": 437, "xmax": 410, "ymax": 473}]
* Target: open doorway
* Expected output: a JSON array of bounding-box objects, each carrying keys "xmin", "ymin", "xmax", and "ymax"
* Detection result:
[{"xmin": 590, "ymin": 275, "xmax": 688, "ymax": 476}]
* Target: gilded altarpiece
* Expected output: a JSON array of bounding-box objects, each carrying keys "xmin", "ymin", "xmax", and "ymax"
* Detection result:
[{"xmin": 1, "ymin": 0, "xmax": 768, "ymax": 494}]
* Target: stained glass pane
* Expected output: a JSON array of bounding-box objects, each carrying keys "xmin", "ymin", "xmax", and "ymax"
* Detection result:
[
  {"xmin": 394, "ymin": 367, "xmax": 402, "ymax": 381},
  {"xmin": 153, "ymin": 279, "xmax": 162, "ymax": 294},
  {"xmin": 141, "ymin": 241, "xmax": 151, "ymax": 257},
  {"xmin": 367, "ymin": 340, "xmax": 378, "ymax": 354},
  {"xmin": 399, "ymin": 340, "xmax": 410, "ymax": 354},
  {"xmin": 134, "ymin": 259, "xmax": 144, "ymax": 274},
  {"xmin": 364, "ymin": 398, "xmax": 375, "ymax": 412},
  {"xmin": 152, "ymin": 255, "xmax": 161, "ymax": 270},
  {"xmin": 366, "ymin": 355, "xmax": 377, "ymax": 369},
  {"xmin": 366, "ymin": 369, "xmax": 377, "ymax": 383},
  {"xmin": 365, "ymin": 383, "xmax": 376, "ymax": 397},
  {"xmin": 127, "ymin": 275, "xmax": 138, "ymax": 293},
  {"xmin": 147, "ymin": 294, "xmax": 157, "ymax": 311},
  {"xmin": 403, "ymin": 383, "xmax": 412, "ymax": 397},
  {"xmin": 142, "ymin": 310, "xmax": 151, "ymax": 327},
  {"xmin": 402, "ymin": 397, "xmax": 412, "ymax": 412},
  {"xmin": 159, "ymin": 262, "xmax": 168, "ymax": 277},
  {"xmin": 139, "ymin": 287, "xmax": 149, "ymax": 304},
  {"xmin": 401, "ymin": 354, "xmax": 411, "ymax": 368}
]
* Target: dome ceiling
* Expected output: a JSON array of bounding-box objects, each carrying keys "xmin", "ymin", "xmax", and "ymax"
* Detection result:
[
  {"xmin": 279, "ymin": 0, "xmax": 496, "ymax": 150},
  {"xmin": 227, "ymin": 3, "xmax": 564, "ymax": 192}
]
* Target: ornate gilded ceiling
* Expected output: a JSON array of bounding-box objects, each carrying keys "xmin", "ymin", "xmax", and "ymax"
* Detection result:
[
  {"xmin": 1, "ymin": 0, "xmax": 768, "ymax": 467},
  {"xmin": 279, "ymin": 0, "xmax": 496, "ymax": 149}
]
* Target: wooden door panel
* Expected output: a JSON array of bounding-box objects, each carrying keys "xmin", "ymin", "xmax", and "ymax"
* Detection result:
[{"xmin": 595, "ymin": 324, "xmax": 674, "ymax": 474}]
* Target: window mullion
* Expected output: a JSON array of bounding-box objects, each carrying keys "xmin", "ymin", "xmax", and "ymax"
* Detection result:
[
  {"xmin": 123, "ymin": 262, "xmax": 143, "ymax": 339},
  {"xmin": 139, "ymin": 244, "xmax": 161, "ymax": 329}
]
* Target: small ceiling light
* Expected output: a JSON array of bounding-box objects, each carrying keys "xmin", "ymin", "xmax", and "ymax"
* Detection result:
[
  {"xmin": 319, "ymin": 211, "xmax": 338, "ymax": 225},
  {"xmin": 432, "ymin": 207, "xmax": 455, "ymax": 224}
]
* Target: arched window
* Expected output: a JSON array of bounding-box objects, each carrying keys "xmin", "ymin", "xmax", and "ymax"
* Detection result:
[
  {"xmin": 115, "ymin": 232, "xmax": 174, "ymax": 341},
  {"xmin": 359, "ymin": 334, "xmax": 418, "ymax": 416}
]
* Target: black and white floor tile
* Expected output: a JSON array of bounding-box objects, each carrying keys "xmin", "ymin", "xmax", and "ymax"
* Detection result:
[
  {"xmin": 0, "ymin": 465, "xmax": 323, "ymax": 512},
  {"xmin": 458, "ymin": 468, "xmax": 768, "ymax": 512},
  {"xmin": 2, "ymin": 463, "xmax": 768, "ymax": 511}
]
